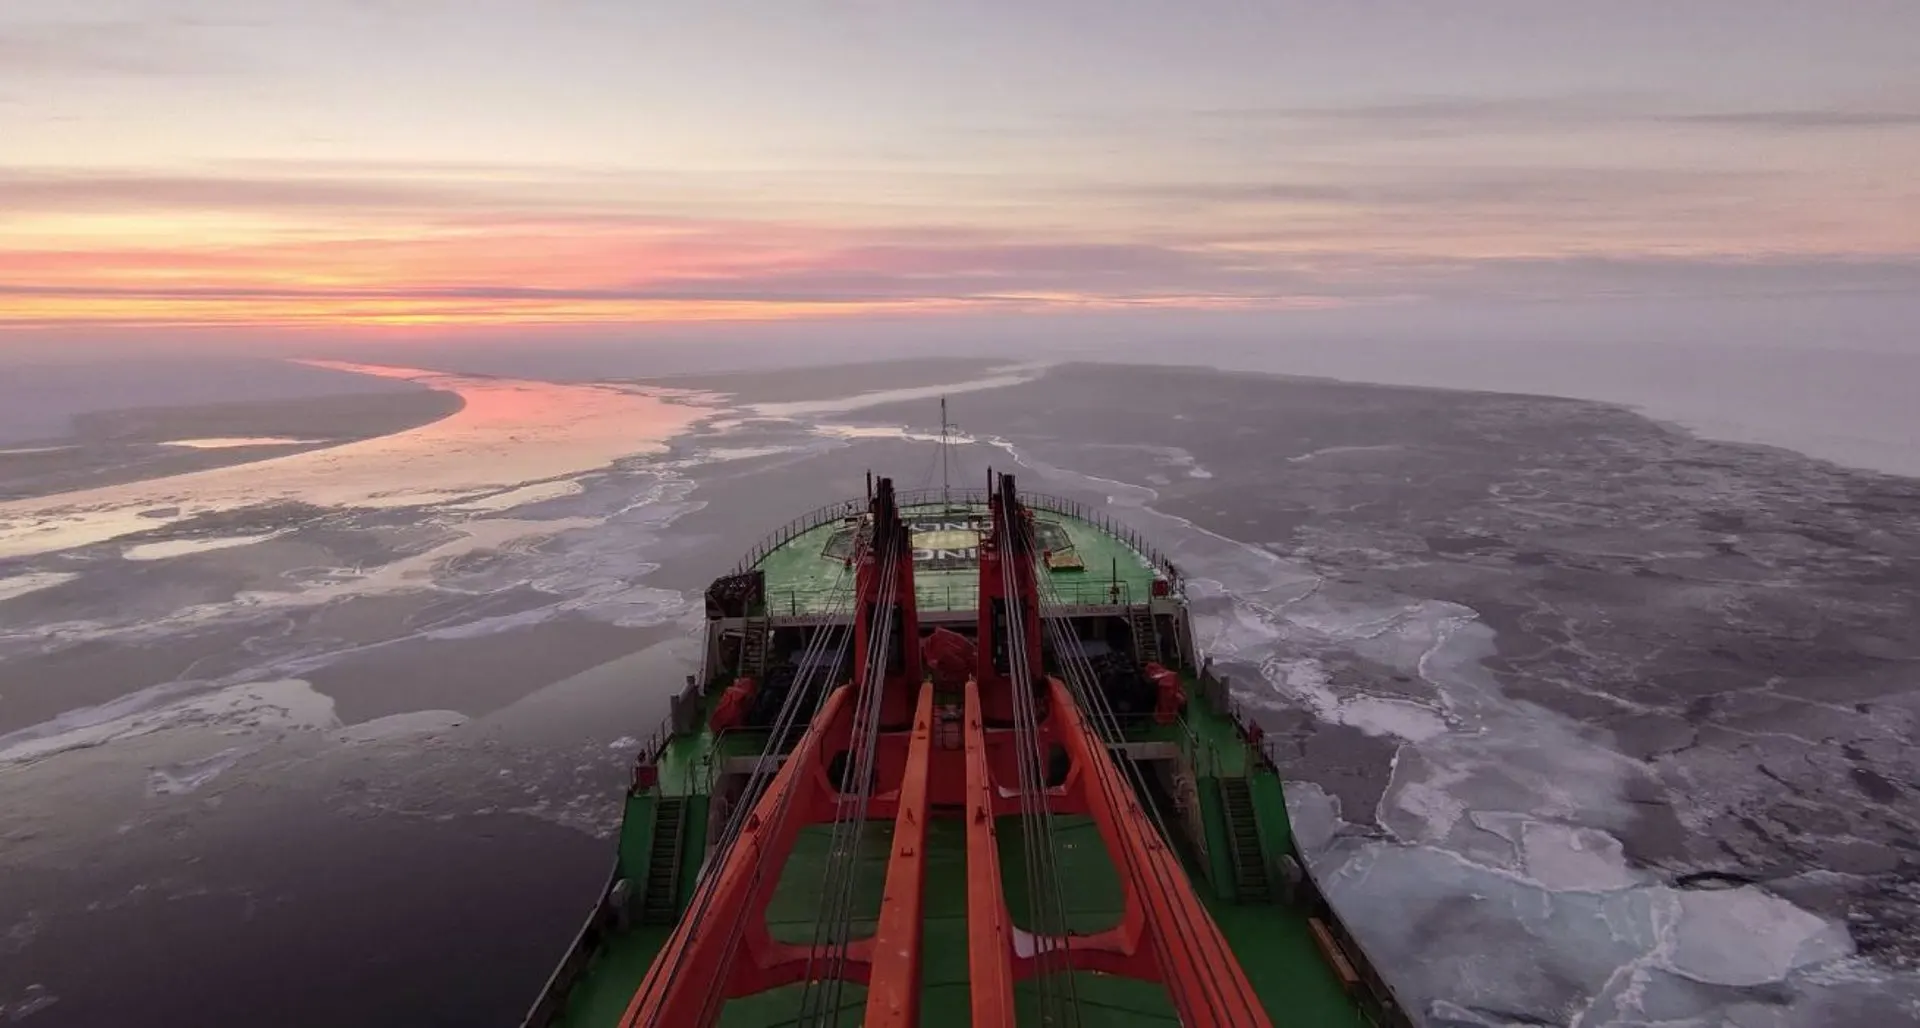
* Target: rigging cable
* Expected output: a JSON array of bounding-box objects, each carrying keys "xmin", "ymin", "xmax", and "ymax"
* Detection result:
[
  {"xmin": 811, "ymin": 527, "xmax": 904, "ymax": 1023},
  {"xmin": 1024, "ymin": 509, "xmax": 1263, "ymax": 1027},
  {"xmin": 634, "ymin": 553, "xmax": 861, "ymax": 1026},
  {"xmin": 1031, "ymin": 571, "xmax": 1198, "ymax": 1018},
  {"xmin": 997, "ymin": 501, "xmax": 1081, "ymax": 1025},
  {"xmin": 797, "ymin": 517, "xmax": 904, "ymax": 1024},
  {"xmin": 687, "ymin": 552, "xmax": 876, "ymax": 1026}
]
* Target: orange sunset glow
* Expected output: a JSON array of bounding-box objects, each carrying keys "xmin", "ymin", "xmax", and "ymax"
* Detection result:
[
  {"xmin": 6, "ymin": 8, "xmax": 1920, "ymax": 1028},
  {"xmin": 2, "ymin": 4, "xmax": 1916, "ymax": 336}
]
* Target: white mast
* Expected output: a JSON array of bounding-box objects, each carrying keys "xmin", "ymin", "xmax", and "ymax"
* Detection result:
[{"xmin": 939, "ymin": 396, "xmax": 951, "ymax": 508}]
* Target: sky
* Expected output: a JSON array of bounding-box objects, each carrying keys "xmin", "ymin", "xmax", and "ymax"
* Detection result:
[{"xmin": 2, "ymin": 0, "xmax": 1918, "ymax": 340}]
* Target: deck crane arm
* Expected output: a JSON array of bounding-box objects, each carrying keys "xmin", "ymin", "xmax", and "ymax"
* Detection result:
[
  {"xmin": 960, "ymin": 472, "xmax": 1275, "ymax": 1028},
  {"xmin": 619, "ymin": 477, "xmax": 926, "ymax": 1028}
]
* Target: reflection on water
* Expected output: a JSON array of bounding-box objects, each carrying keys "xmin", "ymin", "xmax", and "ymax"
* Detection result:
[{"xmin": 0, "ymin": 362, "xmax": 713, "ymax": 559}]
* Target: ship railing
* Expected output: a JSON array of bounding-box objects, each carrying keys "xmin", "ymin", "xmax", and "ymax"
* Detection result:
[
  {"xmin": 634, "ymin": 674, "xmax": 703, "ymax": 765},
  {"xmin": 728, "ymin": 487, "xmax": 1186, "ymax": 596},
  {"xmin": 1159, "ymin": 697, "xmax": 1281, "ymax": 781},
  {"xmin": 1147, "ymin": 711, "xmax": 1215, "ymax": 779},
  {"xmin": 763, "ymin": 576, "xmax": 1135, "ymax": 618},
  {"xmin": 1191, "ymin": 658, "xmax": 1292, "ymax": 779},
  {"xmin": 729, "ymin": 497, "xmax": 868, "ymax": 574},
  {"xmin": 1218, "ymin": 697, "xmax": 1291, "ymax": 778},
  {"xmin": 640, "ymin": 720, "xmax": 673, "ymax": 764},
  {"xmin": 1103, "ymin": 712, "xmax": 1165, "ymax": 737},
  {"xmin": 1101, "ymin": 711, "xmax": 1213, "ymax": 776},
  {"xmin": 700, "ymin": 730, "xmax": 730, "ymax": 799},
  {"xmin": 702, "ymin": 726, "xmax": 789, "ymax": 775},
  {"xmin": 628, "ymin": 720, "xmax": 674, "ymax": 794}
]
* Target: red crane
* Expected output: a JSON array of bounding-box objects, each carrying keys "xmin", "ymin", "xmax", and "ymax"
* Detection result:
[
  {"xmin": 618, "ymin": 473, "xmax": 1271, "ymax": 1027},
  {"xmin": 617, "ymin": 478, "xmax": 926, "ymax": 1027},
  {"xmin": 960, "ymin": 474, "xmax": 1272, "ymax": 1027}
]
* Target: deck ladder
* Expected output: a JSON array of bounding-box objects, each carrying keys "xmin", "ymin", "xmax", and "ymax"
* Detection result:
[
  {"xmin": 1128, "ymin": 605, "xmax": 1163, "ymax": 666},
  {"xmin": 1218, "ymin": 778, "xmax": 1271, "ymax": 903},
  {"xmin": 640, "ymin": 798, "xmax": 687, "ymax": 923},
  {"xmin": 740, "ymin": 617, "xmax": 770, "ymax": 679}
]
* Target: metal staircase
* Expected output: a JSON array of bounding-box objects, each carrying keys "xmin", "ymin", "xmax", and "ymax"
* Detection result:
[
  {"xmin": 739, "ymin": 617, "xmax": 769, "ymax": 678},
  {"xmin": 640, "ymin": 798, "xmax": 687, "ymax": 923},
  {"xmin": 1128, "ymin": 605, "xmax": 1162, "ymax": 666},
  {"xmin": 1218, "ymin": 778, "xmax": 1271, "ymax": 903}
]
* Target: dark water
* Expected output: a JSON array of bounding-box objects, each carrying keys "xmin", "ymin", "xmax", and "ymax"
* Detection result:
[
  {"xmin": 0, "ymin": 356, "xmax": 430, "ymax": 446},
  {"xmin": 3, "ymin": 360, "xmax": 1918, "ymax": 1027}
]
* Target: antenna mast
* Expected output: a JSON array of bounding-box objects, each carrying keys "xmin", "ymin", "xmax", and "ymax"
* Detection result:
[{"xmin": 939, "ymin": 396, "xmax": 952, "ymax": 508}]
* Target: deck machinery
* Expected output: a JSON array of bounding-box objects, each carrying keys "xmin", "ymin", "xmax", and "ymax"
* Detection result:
[{"xmin": 524, "ymin": 469, "xmax": 1412, "ymax": 1027}]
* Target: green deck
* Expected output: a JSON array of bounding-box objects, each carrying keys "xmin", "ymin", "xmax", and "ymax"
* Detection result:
[
  {"xmin": 534, "ymin": 497, "xmax": 1384, "ymax": 1028},
  {"xmin": 546, "ymin": 695, "xmax": 1369, "ymax": 1028},
  {"xmin": 755, "ymin": 501, "xmax": 1161, "ymax": 616}
]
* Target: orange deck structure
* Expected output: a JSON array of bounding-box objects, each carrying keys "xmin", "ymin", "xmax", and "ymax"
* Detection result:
[
  {"xmin": 865, "ymin": 682, "xmax": 934, "ymax": 1027},
  {"xmin": 616, "ymin": 476, "xmax": 1274, "ymax": 1027}
]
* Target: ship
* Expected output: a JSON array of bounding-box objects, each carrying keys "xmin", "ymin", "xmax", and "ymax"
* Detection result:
[{"xmin": 523, "ymin": 404, "xmax": 1411, "ymax": 1027}]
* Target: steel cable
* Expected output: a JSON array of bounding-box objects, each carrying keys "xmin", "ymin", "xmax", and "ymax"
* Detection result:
[
  {"xmin": 997, "ymin": 503, "xmax": 1082, "ymax": 1026},
  {"xmin": 635, "ymin": 554, "xmax": 861, "ymax": 1026},
  {"xmin": 797, "ymin": 519, "xmax": 904, "ymax": 1024},
  {"xmin": 1023, "ymin": 510, "xmax": 1265, "ymax": 1028},
  {"xmin": 688, "ymin": 539, "xmax": 876, "ymax": 1026}
]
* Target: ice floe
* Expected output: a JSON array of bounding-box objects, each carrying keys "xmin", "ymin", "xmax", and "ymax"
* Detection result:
[
  {"xmin": 147, "ymin": 747, "xmax": 255, "ymax": 796},
  {"xmin": 333, "ymin": 710, "xmax": 468, "ymax": 743},
  {"xmin": 0, "ymin": 984, "xmax": 58, "ymax": 1021},
  {"xmin": 0, "ymin": 462, "xmax": 703, "ymax": 672},
  {"xmin": 815, "ymin": 423, "xmax": 971, "ymax": 445},
  {"xmin": 1520, "ymin": 822, "xmax": 1643, "ymax": 892},
  {"xmin": 1286, "ymin": 443, "xmax": 1407, "ymax": 463},
  {"xmin": 1666, "ymin": 887, "xmax": 1854, "ymax": 987},
  {"xmin": 693, "ymin": 445, "xmax": 806, "ymax": 462},
  {"xmin": 122, "ymin": 532, "xmax": 280, "ymax": 561},
  {"xmin": 443, "ymin": 480, "xmax": 585, "ymax": 513},
  {"xmin": 0, "ymin": 679, "xmax": 336, "ymax": 766},
  {"xmin": 750, "ymin": 364, "xmax": 1049, "ymax": 418},
  {"xmin": 237, "ymin": 517, "xmax": 599, "ymax": 607},
  {"xmin": 158, "ymin": 437, "xmax": 322, "ymax": 449},
  {"xmin": 1253, "ymin": 654, "xmax": 1451, "ymax": 741},
  {"xmin": 981, "ymin": 432, "xmax": 1878, "ymax": 1026},
  {"xmin": 0, "ymin": 571, "xmax": 78, "ymax": 603},
  {"xmin": 4, "ymin": 677, "xmax": 477, "ymax": 771}
]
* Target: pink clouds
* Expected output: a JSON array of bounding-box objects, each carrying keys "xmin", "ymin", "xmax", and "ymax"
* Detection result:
[
  {"xmin": 0, "ymin": 170, "xmax": 1340, "ymax": 328},
  {"xmin": 1, "ymin": 161, "xmax": 1915, "ymax": 333}
]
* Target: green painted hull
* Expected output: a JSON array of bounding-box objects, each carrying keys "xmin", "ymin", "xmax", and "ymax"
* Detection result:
[{"xmin": 524, "ymin": 494, "xmax": 1412, "ymax": 1028}]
